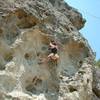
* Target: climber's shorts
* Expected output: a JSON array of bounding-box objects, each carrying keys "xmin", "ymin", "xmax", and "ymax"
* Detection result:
[{"xmin": 51, "ymin": 48, "xmax": 57, "ymax": 54}]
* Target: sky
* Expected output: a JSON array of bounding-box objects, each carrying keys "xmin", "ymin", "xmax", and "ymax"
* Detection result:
[{"xmin": 65, "ymin": 0, "xmax": 100, "ymax": 60}]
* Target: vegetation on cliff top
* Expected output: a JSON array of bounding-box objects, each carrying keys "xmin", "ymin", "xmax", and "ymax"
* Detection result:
[{"xmin": 95, "ymin": 59, "xmax": 100, "ymax": 67}]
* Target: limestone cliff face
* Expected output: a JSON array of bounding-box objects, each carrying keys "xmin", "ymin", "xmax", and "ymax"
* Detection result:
[{"xmin": 0, "ymin": 0, "xmax": 96, "ymax": 100}]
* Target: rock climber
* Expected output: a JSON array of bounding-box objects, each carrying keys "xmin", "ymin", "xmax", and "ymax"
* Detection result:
[{"xmin": 47, "ymin": 40, "xmax": 59, "ymax": 61}]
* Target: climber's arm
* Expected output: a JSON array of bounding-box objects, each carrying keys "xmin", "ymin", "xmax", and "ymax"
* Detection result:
[{"xmin": 49, "ymin": 42, "xmax": 55, "ymax": 48}]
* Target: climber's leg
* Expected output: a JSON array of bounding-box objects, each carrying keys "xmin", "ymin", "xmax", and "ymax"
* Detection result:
[
  {"xmin": 47, "ymin": 53, "xmax": 54, "ymax": 60},
  {"xmin": 55, "ymin": 54, "xmax": 59, "ymax": 60},
  {"xmin": 50, "ymin": 54, "xmax": 59, "ymax": 61},
  {"xmin": 50, "ymin": 54, "xmax": 59, "ymax": 66},
  {"xmin": 38, "ymin": 53, "xmax": 54, "ymax": 64}
]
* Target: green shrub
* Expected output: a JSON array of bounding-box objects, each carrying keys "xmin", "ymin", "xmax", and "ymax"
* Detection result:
[{"xmin": 95, "ymin": 59, "xmax": 100, "ymax": 67}]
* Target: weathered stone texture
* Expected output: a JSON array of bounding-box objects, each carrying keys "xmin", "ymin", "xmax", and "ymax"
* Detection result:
[{"xmin": 0, "ymin": 0, "xmax": 96, "ymax": 100}]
